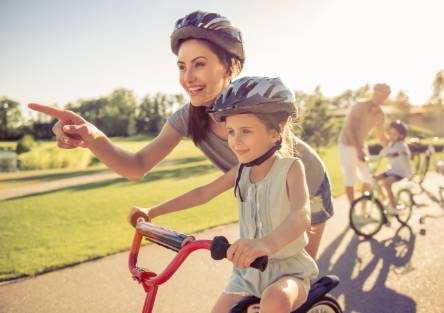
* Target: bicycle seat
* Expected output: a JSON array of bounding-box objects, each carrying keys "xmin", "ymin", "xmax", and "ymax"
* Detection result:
[
  {"xmin": 294, "ymin": 275, "xmax": 339, "ymax": 312},
  {"xmin": 229, "ymin": 275, "xmax": 340, "ymax": 313}
]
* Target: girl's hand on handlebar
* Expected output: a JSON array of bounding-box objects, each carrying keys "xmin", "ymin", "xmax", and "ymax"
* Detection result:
[
  {"xmin": 227, "ymin": 239, "xmax": 270, "ymax": 269},
  {"xmin": 128, "ymin": 207, "xmax": 151, "ymax": 227},
  {"xmin": 28, "ymin": 103, "xmax": 105, "ymax": 149}
]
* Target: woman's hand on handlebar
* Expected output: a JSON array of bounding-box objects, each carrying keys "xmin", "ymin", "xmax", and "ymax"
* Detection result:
[
  {"xmin": 227, "ymin": 238, "xmax": 270, "ymax": 269},
  {"xmin": 28, "ymin": 103, "xmax": 105, "ymax": 149},
  {"xmin": 128, "ymin": 207, "xmax": 152, "ymax": 227}
]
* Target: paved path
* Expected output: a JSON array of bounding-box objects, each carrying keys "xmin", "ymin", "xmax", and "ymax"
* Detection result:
[
  {"xmin": 1, "ymin": 173, "xmax": 444, "ymax": 313},
  {"xmin": 0, "ymin": 171, "xmax": 120, "ymax": 200},
  {"xmin": 0, "ymin": 160, "xmax": 179, "ymax": 200}
]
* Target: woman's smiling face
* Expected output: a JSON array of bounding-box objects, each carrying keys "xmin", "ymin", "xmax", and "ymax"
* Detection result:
[{"xmin": 177, "ymin": 39, "xmax": 231, "ymax": 107}]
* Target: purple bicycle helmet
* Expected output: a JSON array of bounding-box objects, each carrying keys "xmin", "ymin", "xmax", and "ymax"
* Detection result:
[{"xmin": 170, "ymin": 10, "xmax": 245, "ymax": 63}]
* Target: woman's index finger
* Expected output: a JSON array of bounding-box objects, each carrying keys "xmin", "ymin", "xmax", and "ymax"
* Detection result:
[{"xmin": 28, "ymin": 103, "xmax": 72, "ymax": 121}]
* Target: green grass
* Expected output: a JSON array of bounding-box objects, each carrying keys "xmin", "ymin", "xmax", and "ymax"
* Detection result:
[
  {"xmin": 0, "ymin": 160, "xmax": 238, "ymax": 281},
  {"xmin": 318, "ymin": 145, "xmax": 344, "ymax": 197}
]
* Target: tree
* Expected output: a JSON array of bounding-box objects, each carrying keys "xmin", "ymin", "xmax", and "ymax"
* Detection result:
[
  {"xmin": 67, "ymin": 89, "xmax": 137, "ymax": 137},
  {"xmin": 430, "ymin": 69, "xmax": 444, "ymax": 106},
  {"xmin": 296, "ymin": 86, "xmax": 338, "ymax": 152},
  {"xmin": 331, "ymin": 84, "xmax": 371, "ymax": 109},
  {"xmin": 0, "ymin": 96, "xmax": 22, "ymax": 139},
  {"xmin": 103, "ymin": 89, "xmax": 137, "ymax": 137},
  {"xmin": 136, "ymin": 93, "xmax": 184, "ymax": 135},
  {"xmin": 392, "ymin": 90, "xmax": 411, "ymax": 121},
  {"xmin": 67, "ymin": 98, "xmax": 108, "ymax": 132}
]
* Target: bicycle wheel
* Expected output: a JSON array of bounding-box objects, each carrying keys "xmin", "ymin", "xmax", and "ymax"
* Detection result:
[
  {"xmin": 410, "ymin": 151, "xmax": 422, "ymax": 177},
  {"xmin": 415, "ymin": 154, "xmax": 430, "ymax": 184},
  {"xmin": 395, "ymin": 188, "xmax": 414, "ymax": 224},
  {"xmin": 303, "ymin": 294, "xmax": 343, "ymax": 313},
  {"xmin": 349, "ymin": 195, "xmax": 385, "ymax": 238}
]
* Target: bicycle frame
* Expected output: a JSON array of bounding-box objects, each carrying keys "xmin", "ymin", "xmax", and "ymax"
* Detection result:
[
  {"xmin": 128, "ymin": 221, "xmax": 268, "ymax": 313},
  {"xmin": 364, "ymin": 156, "xmax": 386, "ymax": 200},
  {"xmin": 129, "ymin": 229, "xmax": 213, "ymax": 313},
  {"xmin": 128, "ymin": 221, "xmax": 344, "ymax": 313}
]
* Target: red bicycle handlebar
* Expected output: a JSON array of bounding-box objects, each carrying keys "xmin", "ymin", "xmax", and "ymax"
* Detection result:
[{"xmin": 128, "ymin": 221, "xmax": 268, "ymax": 313}]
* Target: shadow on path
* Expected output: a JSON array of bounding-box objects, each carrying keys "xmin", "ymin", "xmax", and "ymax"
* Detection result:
[{"xmin": 319, "ymin": 224, "xmax": 416, "ymax": 313}]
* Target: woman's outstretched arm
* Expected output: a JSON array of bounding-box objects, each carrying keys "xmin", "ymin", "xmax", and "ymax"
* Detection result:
[{"xmin": 28, "ymin": 103, "xmax": 183, "ymax": 180}]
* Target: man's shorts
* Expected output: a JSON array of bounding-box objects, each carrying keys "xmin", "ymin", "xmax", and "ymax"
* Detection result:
[
  {"xmin": 338, "ymin": 143, "xmax": 371, "ymax": 187},
  {"xmin": 311, "ymin": 173, "xmax": 334, "ymax": 225}
]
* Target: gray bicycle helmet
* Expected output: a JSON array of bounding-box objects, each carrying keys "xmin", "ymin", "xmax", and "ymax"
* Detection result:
[
  {"xmin": 390, "ymin": 120, "xmax": 408, "ymax": 139},
  {"xmin": 170, "ymin": 10, "xmax": 244, "ymax": 63},
  {"xmin": 209, "ymin": 76, "xmax": 296, "ymax": 122}
]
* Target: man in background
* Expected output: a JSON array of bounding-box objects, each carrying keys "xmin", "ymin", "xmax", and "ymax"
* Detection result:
[{"xmin": 338, "ymin": 83, "xmax": 391, "ymax": 206}]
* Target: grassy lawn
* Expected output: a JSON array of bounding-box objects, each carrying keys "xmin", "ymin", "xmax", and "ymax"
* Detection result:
[{"xmin": 0, "ymin": 159, "xmax": 238, "ymax": 281}]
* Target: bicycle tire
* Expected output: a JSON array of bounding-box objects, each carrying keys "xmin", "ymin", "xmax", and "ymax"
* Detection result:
[
  {"xmin": 349, "ymin": 195, "xmax": 385, "ymax": 238},
  {"xmin": 395, "ymin": 188, "xmax": 414, "ymax": 224},
  {"xmin": 303, "ymin": 294, "xmax": 343, "ymax": 313},
  {"xmin": 410, "ymin": 152, "xmax": 422, "ymax": 177},
  {"xmin": 416, "ymin": 154, "xmax": 430, "ymax": 184}
]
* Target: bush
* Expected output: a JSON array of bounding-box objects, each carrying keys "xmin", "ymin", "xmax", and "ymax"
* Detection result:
[
  {"xmin": 0, "ymin": 147, "xmax": 18, "ymax": 172},
  {"xmin": 408, "ymin": 125, "xmax": 434, "ymax": 138},
  {"xmin": 18, "ymin": 146, "xmax": 93, "ymax": 170},
  {"xmin": 16, "ymin": 135, "xmax": 35, "ymax": 154}
]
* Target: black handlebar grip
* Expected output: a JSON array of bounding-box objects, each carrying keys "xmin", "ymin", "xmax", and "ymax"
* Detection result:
[
  {"xmin": 249, "ymin": 255, "xmax": 268, "ymax": 272},
  {"xmin": 210, "ymin": 236, "xmax": 268, "ymax": 272}
]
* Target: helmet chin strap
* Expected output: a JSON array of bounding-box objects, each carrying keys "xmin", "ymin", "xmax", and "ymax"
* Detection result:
[{"xmin": 234, "ymin": 139, "xmax": 282, "ymax": 202}]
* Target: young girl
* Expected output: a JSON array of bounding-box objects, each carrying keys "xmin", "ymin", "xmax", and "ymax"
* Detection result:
[
  {"xmin": 131, "ymin": 77, "xmax": 318, "ymax": 313},
  {"xmin": 376, "ymin": 120, "xmax": 412, "ymax": 214},
  {"xmin": 29, "ymin": 10, "xmax": 333, "ymax": 259}
]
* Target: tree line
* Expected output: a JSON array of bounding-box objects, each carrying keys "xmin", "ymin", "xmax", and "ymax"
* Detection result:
[
  {"xmin": 1, "ymin": 69, "xmax": 443, "ymax": 151},
  {"xmin": 0, "ymin": 89, "xmax": 185, "ymax": 140}
]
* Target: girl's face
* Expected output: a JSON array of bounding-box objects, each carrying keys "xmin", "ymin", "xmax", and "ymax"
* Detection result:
[
  {"xmin": 225, "ymin": 114, "xmax": 279, "ymax": 164},
  {"xmin": 177, "ymin": 39, "xmax": 231, "ymax": 107},
  {"xmin": 388, "ymin": 127, "xmax": 402, "ymax": 141}
]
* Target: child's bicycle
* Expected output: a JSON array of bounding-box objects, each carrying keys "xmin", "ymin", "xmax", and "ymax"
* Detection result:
[
  {"xmin": 349, "ymin": 156, "xmax": 414, "ymax": 238},
  {"xmin": 129, "ymin": 219, "xmax": 343, "ymax": 313},
  {"xmin": 408, "ymin": 137, "xmax": 437, "ymax": 184},
  {"xmin": 399, "ymin": 140, "xmax": 444, "ymax": 211}
]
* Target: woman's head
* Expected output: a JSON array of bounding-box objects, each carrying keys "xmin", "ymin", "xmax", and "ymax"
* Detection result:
[
  {"xmin": 177, "ymin": 39, "xmax": 239, "ymax": 108},
  {"xmin": 171, "ymin": 11, "xmax": 244, "ymax": 107},
  {"xmin": 211, "ymin": 76, "xmax": 297, "ymax": 161}
]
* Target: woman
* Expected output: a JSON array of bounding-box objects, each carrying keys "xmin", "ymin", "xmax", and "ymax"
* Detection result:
[{"xmin": 28, "ymin": 10, "xmax": 333, "ymax": 259}]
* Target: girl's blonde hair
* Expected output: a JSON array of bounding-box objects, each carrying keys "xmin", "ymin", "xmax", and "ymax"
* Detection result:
[{"xmin": 254, "ymin": 110, "xmax": 298, "ymax": 157}]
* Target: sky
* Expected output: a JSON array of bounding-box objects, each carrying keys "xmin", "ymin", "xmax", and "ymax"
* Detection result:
[{"xmin": 1, "ymin": 0, "xmax": 444, "ymax": 114}]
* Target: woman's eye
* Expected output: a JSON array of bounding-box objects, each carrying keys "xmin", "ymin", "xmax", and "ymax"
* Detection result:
[
  {"xmin": 227, "ymin": 129, "xmax": 234, "ymax": 136},
  {"xmin": 195, "ymin": 62, "xmax": 205, "ymax": 68},
  {"xmin": 242, "ymin": 129, "xmax": 251, "ymax": 134}
]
